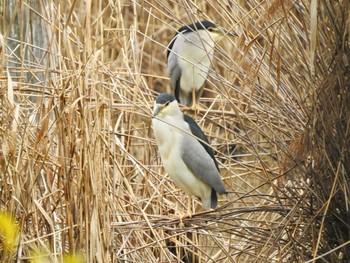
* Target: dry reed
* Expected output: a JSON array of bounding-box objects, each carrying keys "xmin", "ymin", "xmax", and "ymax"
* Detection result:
[{"xmin": 0, "ymin": 0, "xmax": 349, "ymax": 262}]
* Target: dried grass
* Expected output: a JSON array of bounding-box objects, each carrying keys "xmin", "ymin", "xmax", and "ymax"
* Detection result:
[{"xmin": 0, "ymin": 0, "xmax": 349, "ymax": 262}]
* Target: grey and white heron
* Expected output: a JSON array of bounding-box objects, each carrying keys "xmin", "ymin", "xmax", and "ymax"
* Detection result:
[
  {"xmin": 167, "ymin": 20, "xmax": 227, "ymax": 109},
  {"xmin": 152, "ymin": 93, "xmax": 227, "ymax": 210}
]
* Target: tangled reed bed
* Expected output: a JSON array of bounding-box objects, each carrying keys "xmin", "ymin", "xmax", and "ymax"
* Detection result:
[{"xmin": 0, "ymin": 0, "xmax": 349, "ymax": 262}]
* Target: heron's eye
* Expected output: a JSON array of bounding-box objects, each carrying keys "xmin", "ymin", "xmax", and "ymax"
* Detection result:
[
  {"xmin": 164, "ymin": 101, "xmax": 170, "ymax": 106},
  {"xmin": 208, "ymin": 27, "xmax": 215, "ymax": 32}
]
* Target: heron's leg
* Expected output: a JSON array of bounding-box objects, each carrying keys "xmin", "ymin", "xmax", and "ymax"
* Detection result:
[
  {"xmin": 178, "ymin": 197, "xmax": 193, "ymax": 227},
  {"xmin": 190, "ymin": 88, "xmax": 197, "ymax": 110},
  {"xmin": 190, "ymin": 89, "xmax": 206, "ymax": 113},
  {"xmin": 187, "ymin": 197, "xmax": 193, "ymax": 216}
]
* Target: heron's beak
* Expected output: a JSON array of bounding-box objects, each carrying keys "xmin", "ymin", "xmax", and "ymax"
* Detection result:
[
  {"xmin": 227, "ymin": 31, "xmax": 238, "ymax": 37},
  {"xmin": 213, "ymin": 28, "xmax": 238, "ymax": 41},
  {"xmin": 152, "ymin": 105, "xmax": 162, "ymax": 118},
  {"xmin": 223, "ymin": 29, "xmax": 238, "ymax": 37}
]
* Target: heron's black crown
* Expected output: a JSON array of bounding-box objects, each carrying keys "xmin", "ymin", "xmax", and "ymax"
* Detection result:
[
  {"xmin": 167, "ymin": 20, "xmax": 216, "ymax": 59},
  {"xmin": 155, "ymin": 93, "xmax": 176, "ymax": 105},
  {"xmin": 178, "ymin": 20, "xmax": 216, "ymax": 33}
]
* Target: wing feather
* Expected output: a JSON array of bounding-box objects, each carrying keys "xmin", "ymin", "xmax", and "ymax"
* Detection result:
[
  {"xmin": 184, "ymin": 115, "xmax": 219, "ymax": 170},
  {"xmin": 181, "ymin": 116, "xmax": 226, "ymax": 194}
]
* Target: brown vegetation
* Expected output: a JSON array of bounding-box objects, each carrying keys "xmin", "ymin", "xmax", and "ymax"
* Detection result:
[{"xmin": 0, "ymin": 0, "xmax": 349, "ymax": 262}]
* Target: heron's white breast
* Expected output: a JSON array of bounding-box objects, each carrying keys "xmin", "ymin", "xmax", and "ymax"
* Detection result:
[
  {"xmin": 152, "ymin": 117, "xmax": 211, "ymax": 199},
  {"xmin": 172, "ymin": 31, "xmax": 215, "ymax": 92}
]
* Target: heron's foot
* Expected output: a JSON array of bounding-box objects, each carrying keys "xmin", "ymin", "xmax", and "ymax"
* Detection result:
[
  {"xmin": 178, "ymin": 212, "xmax": 192, "ymax": 228},
  {"xmin": 185, "ymin": 102, "xmax": 206, "ymax": 114},
  {"xmin": 192, "ymin": 104, "xmax": 206, "ymax": 112}
]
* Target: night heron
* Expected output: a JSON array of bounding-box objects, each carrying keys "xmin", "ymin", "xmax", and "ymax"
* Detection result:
[
  {"xmin": 152, "ymin": 93, "xmax": 227, "ymax": 210},
  {"xmin": 167, "ymin": 20, "xmax": 228, "ymax": 109}
]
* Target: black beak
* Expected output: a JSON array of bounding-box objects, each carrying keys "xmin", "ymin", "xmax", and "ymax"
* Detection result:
[
  {"xmin": 152, "ymin": 106, "xmax": 161, "ymax": 118},
  {"xmin": 225, "ymin": 30, "xmax": 238, "ymax": 37}
]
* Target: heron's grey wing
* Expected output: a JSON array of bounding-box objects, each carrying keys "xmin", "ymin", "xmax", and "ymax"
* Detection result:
[
  {"xmin": 184, "ymin": 115, "xmax": 219, "ymax": 170},
  {"xmin": 167, "ymin": 51, "xmax": 181, "ymax": 101},
  {"xmin": 180, "ymin": 132, "xmax": 226, "ymax": 194}
]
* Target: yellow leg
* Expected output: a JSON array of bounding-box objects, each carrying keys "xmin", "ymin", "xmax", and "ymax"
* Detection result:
[
  {"xmin": 190, "ymin": 89, "xmax": 197, "ymax": 110},
  {"xmin": 187, "ymin": 197, "xmax": 192, "ymax": 217},
  {"xmin": 190, "ymin": 89, "xmax": 206, "ymax": 112},
  {"xmin": 178, "ymin": 197, "xmax": 193, "ymax": 227}
]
